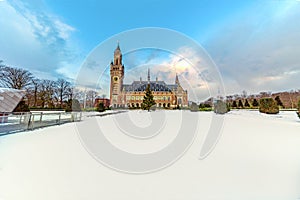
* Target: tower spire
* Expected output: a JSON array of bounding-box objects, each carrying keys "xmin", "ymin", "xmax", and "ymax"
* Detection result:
[
  {"xmin": 175, "ymin": 73, "xmax": 180, "ymax": 85},
  {"xmin": 116, "ymin": 40, "xmax": 120, "ymax": 50},
  {"xmin": 147, "ymin": 68, "xmax": 150, "ymax": 83},
  {"xmin": 114, "ymin": 41, "xmax": 122, "ymax": 65}
]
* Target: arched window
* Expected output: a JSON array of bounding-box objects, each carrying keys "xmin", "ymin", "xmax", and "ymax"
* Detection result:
[{"xmin": 178, "ymin": 98, "xmax": 182, "ymax": 105}]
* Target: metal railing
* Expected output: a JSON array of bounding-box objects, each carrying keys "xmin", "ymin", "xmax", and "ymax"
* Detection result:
[{"xmin": 0, "ymin": 112, "xmax": 82, "ymax": 135}]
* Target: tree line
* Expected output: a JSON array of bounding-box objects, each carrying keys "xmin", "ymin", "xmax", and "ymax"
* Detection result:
[{"xmin": 0, "ymin": 62, "xmax": 100, "ymax": 111}]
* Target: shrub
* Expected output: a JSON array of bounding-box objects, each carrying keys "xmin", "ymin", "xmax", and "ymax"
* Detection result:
[
  {"xmin": 190, "ymin": 102, "xmax": 199, "ymax": 112},
  {"xmin": 199, "ymin": 103, "xmax": 212, "ymax": 111},
  {"xmin": 214, "ymin": 100, "xmax": 229, "ymax": 114},
  {"xmin": 97, "ymin": 102, "xmax": 105, "ymax": 112},
  {"xmin": 199, "ymin": 107, "xmax": 213, "ymax": 111},
  {"xmin": 259, "ymin": 98, "xmax": 279, "ymax": 114}
]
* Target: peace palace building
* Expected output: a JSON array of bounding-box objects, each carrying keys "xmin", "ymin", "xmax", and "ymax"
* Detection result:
[{"xmin": 110, "ymin": 43, "xmax": 188, "ymax": 108}]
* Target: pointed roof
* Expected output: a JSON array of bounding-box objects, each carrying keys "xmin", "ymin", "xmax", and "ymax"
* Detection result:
[
  {"xmin": 116, "ymin": 41, "xmax": 120, "ymax": 50},
  {"xmin": 114, "ymin": 41, "xmax": 121, "ymax": 54},
  {"xmin": 175, "ymin": 73, "xmax": 180, "ymax": 85}
]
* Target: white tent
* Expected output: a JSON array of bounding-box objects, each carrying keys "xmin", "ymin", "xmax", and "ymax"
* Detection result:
[{"xmin": 0, "ymin": 88, "xmax": 25, "ymax": 113}]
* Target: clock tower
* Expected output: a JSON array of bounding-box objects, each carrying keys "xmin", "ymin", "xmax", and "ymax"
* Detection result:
[{"xmin": 110, "ymin": 42, "xmax": 124, "ymax": 107}]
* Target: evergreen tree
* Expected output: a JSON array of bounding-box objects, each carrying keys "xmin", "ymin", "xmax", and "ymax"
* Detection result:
[
  {"xmin": 275, "ymin": 96, "xmax": 284, "ymax": 108},
  {"xmin": 252, "ymin": 98, "xmax": 259, "ymax": 107},
  {"xmin": 141, "ymin": 84, "xmax": 156, "ymax": 112},
  {"xmin": 244, "ymin": 99, "xmax": 250, "ymax": 107},
  {"xmin": 232, "ymin": 100, "xmax": 237, "ymax": 108},
  {"xmin": 238, "ymin": 99, "xmax": 244, "ymax": 108}
]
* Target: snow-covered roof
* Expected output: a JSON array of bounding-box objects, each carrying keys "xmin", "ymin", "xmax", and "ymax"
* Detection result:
[{"xmin": 0, "ymin": 88, "xmax": 26, "ymax": 112}]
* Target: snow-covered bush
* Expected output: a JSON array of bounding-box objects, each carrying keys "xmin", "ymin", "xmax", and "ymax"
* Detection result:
[
  {"xmin": 190, "ymin": 102, "xmax": 199, "ymax": 112},
  {"xmin": 214, "ymin": 100, "xmax": 230, "ymax": 114}
]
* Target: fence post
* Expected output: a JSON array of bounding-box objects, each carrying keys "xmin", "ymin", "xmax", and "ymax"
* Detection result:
[
  {"xmin": 27, "ymin": 113, "xmax": 32, "ymax": 130},
  {"xmin": 19, "ymin": 113, "xmax": 22, "ymax": 124},
  {"xmin": 58, "ymin": 113, "xmax": 61, "ymax": 125},
  {"xmin": 31, "ymin": 114, "xmax": 35, "ymax": 130},
  {"xmin": 40, "ymin": 112, "xmax": 43, "ymax": 123}
]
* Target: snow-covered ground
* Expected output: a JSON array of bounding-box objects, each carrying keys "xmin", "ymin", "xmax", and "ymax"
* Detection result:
[{"xmin": 0, "ymin": 110, "xmax": 300, "ymax": 200}]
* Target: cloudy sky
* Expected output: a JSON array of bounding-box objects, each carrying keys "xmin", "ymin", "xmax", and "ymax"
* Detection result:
[{"xmin": 0, "ymin": 0, "xmax": 300, "ymax": 100}]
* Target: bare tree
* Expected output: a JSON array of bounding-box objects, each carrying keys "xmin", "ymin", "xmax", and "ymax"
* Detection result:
[
  {"xmin": 71, "ymin": 88, "xmax": 85, "ymax": 104},
  {"xmin": 30, "ymin": 79, "xmax": 40, "ymax": 107},
  {"xmin": 39, "ymin": 79, "xmax": 56, "ymax": 108},
  {"xmin": 54, "ymin": 78, "xmax": 71, "ymax": 108},
  {"xmin": 0, "ymin": 65, "xmax": 33, "ymax": 89},
  {"xmin": 86, "ymin": 90, "xmax": 98, "ymax": 108}
]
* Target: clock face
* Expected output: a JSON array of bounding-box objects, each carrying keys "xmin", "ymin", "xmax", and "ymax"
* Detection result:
[{"xmin": 113, "ymin": 76, "xmax": 118, "ymax": 82}]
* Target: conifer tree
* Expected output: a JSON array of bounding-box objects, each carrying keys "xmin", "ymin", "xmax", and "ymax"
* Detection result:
[
  {"xmin": 252, "ymin": 98, "xmax": 259, "ymax": 107},
  {"xmin": 275, "ymin": 96, "xmax": 284, "ymax": 108},
  {"xmin": 238, "ymin": 99, "xmax": 244, "ymax": 108},
  {"xmin": 232, "ymin": 100, "xmax": 237, "ymax": 108},
  {"xmin": 244, "ymin": 99, "xmax": 250, "ymax": 107},
  {"xmin": 141, "ymin": 84, "xmax": 156, "ymax": 111}
]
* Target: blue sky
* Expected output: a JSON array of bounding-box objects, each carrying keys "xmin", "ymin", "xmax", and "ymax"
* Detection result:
[{"xmin": 0, "ymin": 0, "xmax": 300, "ymax": 98}]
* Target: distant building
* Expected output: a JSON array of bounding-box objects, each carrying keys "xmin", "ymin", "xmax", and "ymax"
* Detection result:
[
  {"xmin": 109, "ymin": 43, "xmax": 188, "ymax": 108},
  {"xmin": 94, "ymin": 97, "xmax": 110, "ymax": 108}
]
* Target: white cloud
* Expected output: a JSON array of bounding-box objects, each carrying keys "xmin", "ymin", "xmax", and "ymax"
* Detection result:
[
  {"xmin": 205, "ymin": 1, "xmax": 300, "ymax": 95},
  {"xmin": 0, "ymin": 0, "xmax": 80, "ymax": 80},
  {"xmin": 120, "ymin": 47, "xmax": 219, "ymax": 102}
]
